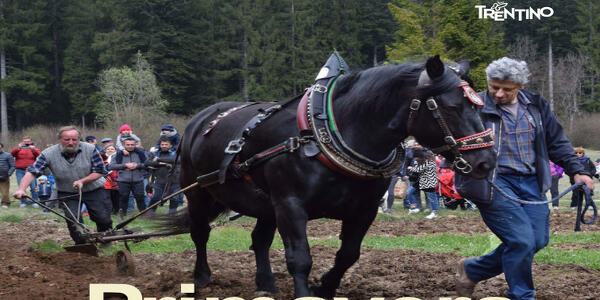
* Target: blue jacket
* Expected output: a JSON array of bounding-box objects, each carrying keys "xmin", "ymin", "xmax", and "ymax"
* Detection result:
[{"xmin": 455, "ymin": 89, "xmax": 589, "ymax": 203}]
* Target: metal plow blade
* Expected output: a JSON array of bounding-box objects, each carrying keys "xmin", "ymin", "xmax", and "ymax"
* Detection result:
[{"xmin": 64, "ymin": 243, "xmax": 99, "ymax": 256}]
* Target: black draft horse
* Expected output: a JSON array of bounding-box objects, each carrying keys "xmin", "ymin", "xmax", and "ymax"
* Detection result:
[{"xmin": 171, "ymin": 56, "xmax": 496, "ymax": 298}]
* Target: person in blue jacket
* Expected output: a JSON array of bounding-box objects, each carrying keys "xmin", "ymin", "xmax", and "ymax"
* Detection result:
[
  {"xmin": 37, "ymin": 175, "xmax": 53, "ymax": 212},
  {"xmin": 152, "ymin": 123, "xmax": 180, "ymax": 153},
  {"xmin": 454, "ymin": 57, "xmax": 594, "ymax": 300}
]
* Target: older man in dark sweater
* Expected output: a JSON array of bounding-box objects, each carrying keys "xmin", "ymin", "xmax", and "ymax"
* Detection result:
[{"xmin": 13, "ymin": 126, "xmax": 113, "ymax": 244}]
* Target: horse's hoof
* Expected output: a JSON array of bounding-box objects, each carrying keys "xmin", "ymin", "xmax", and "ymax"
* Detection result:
[{"xmin": 310, "ymin": 285, "xmax": 335, "ymax": 299}]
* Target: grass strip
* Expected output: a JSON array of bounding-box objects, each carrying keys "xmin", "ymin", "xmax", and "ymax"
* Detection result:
[
  {"xmin": 0, "ymin": 214, "xmax": 26, "ymax": 223},
  {"xmin": 30, "ymin": 240, "xmax": 64, "ymax": 252}
]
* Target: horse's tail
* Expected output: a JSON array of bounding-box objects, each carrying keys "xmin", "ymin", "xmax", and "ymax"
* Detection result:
[{"xmin": 151, "ymin": 209, "xmax": 191, "ymax": 234}]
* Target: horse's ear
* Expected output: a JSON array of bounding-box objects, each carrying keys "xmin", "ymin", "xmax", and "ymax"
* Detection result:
[
  {"xmin": 456, "ymin": 60, "xmax": 471, "ymax": 77},
  {"xmin": 425, "ymin": 55, "xmax": 445, "ymax": 79}
]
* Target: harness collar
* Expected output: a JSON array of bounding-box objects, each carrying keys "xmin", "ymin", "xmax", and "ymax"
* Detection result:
[{"xmin": 297, "ymin": 77, "xmax": 405, "ymax": 179}]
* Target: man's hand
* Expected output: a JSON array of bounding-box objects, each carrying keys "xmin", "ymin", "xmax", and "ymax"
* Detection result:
[
  {"xmin": 18, "ymin": 142, "xmax": 23, "ymax": 147},
  {"xmin": 73, "ymin": 180, "xmax": 84, "ymax": 191},
  {"xmin": 125, "ymin": 162, "xmax": 138, "ymax": 170},
  {"xmin": 13, "ymin": 189, "xmax": 27, "ymax": 199},
  {"xmin": 574, "ymin": 174, "xmax": 594, "ymax": 192}
]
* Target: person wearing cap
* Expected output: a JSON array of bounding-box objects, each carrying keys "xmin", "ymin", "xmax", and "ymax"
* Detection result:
[
  {"xmin": 13, "ymin": 125, "xmax": 113, "ymax": 244},
  {"xmin": 100, "ymin": 138, "xmax": 113, "ymax": 147},
  {"xmin": 152, "ymin": 123, "xmax": 180, "ymax": 153},
  {"xmin": 454, "ymin": 57, "xmax": 594, "ymax": 300},
  {"xmin": 145, "ymin": 136, "xmax": 182, "ymax": 214},
  {"xmin": 85, "ymin": 135, "xmax": 104, "ymax": 153},
  {"xmin": 568, "ymin": 147, "xmax": 597, "ymax": 210},
  {"xmin": 116, "ymin": 124, "xmax": 141, "ymax": 151}
]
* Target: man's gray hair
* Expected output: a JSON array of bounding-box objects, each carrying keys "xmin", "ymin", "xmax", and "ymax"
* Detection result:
[
  {"xmin": 485, "ymin": 57, "xmax": 531, "ymax": 85},
  {"xmin": 57, "ymin": 125, "xmax": 81, "ymax": 139}
]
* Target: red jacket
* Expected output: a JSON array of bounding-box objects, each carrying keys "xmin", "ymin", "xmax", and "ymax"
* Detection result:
[
  {"xmin": 104, "ymin": 158, "xmax": 118, "ymax": 190},
  {"xmin": 10, "ymin": 147, "xmax": 41, "ymax": 169}
]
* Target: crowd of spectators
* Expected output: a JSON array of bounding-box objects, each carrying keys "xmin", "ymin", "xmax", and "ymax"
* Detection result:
[
  {"xmin": 0, "ymin": 123, "xmax": 183, "ymax": 219},
  {"xmin": 380, "ymin": 141, "xmax": 598, "ymax": 219}
]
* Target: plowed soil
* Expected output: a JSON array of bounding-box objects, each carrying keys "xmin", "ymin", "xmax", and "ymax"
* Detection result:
[{"xmin": 0, "ymin": 210, "xmax": 598, "ymax": 300}]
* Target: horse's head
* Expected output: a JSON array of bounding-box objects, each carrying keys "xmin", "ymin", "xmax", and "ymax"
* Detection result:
[{"xmin": 409, "ymin": 55, "xmax": 495, "ymax": 179}]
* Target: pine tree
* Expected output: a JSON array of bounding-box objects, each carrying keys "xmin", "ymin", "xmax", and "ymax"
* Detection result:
[
  {"xmin": 387, "ymin": 0, "xmax": 505, "ymax": 89},
  {"xmin": 357, "ymin": 0, "xmax": 398, "ymax": 66},
  {"xmin": 571, "ymin": 0, "xmax": 600, "ymax": 111},
  {"xmin": 0, "ymin": 0, "xmax": 15, "ymax": 141},
  {"xmin": 1, "ymin": 0, "xmax": 55, "ymax": 129}
]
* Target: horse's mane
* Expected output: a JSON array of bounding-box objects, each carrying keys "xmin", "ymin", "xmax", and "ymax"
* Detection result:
[
  {"xmin": 332, "ymin": 62, "xmax": 459, "ymax": 119},
  {"xmin": 334, "ymin": 63, "xmax": 422, "ymax": 103}
]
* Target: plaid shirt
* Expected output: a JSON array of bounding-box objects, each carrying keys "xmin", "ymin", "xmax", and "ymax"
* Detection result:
[
  {"xmin": 26, "ymin": 145, "xmax": 106, "ymax": 177},
  {"xmin": 497, "ymin": 96, "xmax": 536, "ymax": 175}
]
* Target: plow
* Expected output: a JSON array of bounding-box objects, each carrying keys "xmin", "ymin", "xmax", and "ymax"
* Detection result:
[{"xmin": 21, "ymin": 172, "xmax": 226, "ymax": 275}]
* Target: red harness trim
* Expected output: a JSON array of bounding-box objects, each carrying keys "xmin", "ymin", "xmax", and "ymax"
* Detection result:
[
  {"xmin": 456, "ymin": 128, "xmax": 495, "ymax": 150},
  {"xmin": 296, "ymin": 88, "xmax": 370, "ymax": 179},
  {"xmin": 257, "ymin": 145, "xmax": 287, "ymax": 159},
  {"xmin": 458, "ymin": 80, "xmax": 484, "ymax": 106}
]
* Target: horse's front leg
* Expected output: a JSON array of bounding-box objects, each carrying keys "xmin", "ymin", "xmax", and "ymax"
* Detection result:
[
  {"xmin": 251, "ymin": 217, "xmax": 279, "ymax": 295},
  {"xmin": 311, "ymin": 207, "xmax": 378, "ymax": 298},
  {"xmin": 274, "ymin": 197, "xmax": 312, "ymax": 298}
]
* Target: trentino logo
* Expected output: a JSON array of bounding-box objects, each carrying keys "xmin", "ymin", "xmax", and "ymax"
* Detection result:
[{"xmin": 476, "ymin": 2, "xmax": 554, "ymax": 21}]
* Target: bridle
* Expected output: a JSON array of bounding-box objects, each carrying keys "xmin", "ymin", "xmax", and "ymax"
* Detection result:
[{"xmin": 407, "ymin": 76, "xmax": 494, "ymax": 174}]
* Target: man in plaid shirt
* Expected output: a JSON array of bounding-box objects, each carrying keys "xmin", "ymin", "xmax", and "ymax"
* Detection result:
[
  {"xmin": 455, "ymin": 57, "xmax": 594, "ymax": 300},
  {"xmin": 13, "ymin": 126, "xmax": 113, "ymax": 245}
]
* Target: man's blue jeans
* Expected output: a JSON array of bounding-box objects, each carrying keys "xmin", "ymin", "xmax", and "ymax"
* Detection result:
[
  {"xmin": 424, "ymin": 190, "xmax": 438, "ymax": 211},
  {"xmin": 464, "ymin": 174, "xmax": 549, "ymax": 300},
  {"xmin": 15, "ymin": 169, "xmax": 38, "ymax": 204},
  {"xmin": 406, "ymin": 182, "xmax": 422, "ymax": 209}
]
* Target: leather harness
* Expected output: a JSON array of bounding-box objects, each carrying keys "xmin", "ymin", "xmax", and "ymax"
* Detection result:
[
  {"xmin": 406, "ymin": 78, "xmax": 494, "ymax": 173},
  {"xmin": 204, "ymin": 53, "xmax": 494, "ymax": 187}
]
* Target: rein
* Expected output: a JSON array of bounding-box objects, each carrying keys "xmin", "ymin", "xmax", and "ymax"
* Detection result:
[
  {"xmin": 488, "ymin": 180, "xmax": 598, "ymax": 231},
  {"xmin": 407, "ymin": 80, "xmax": 494, "ymax": 174}
]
